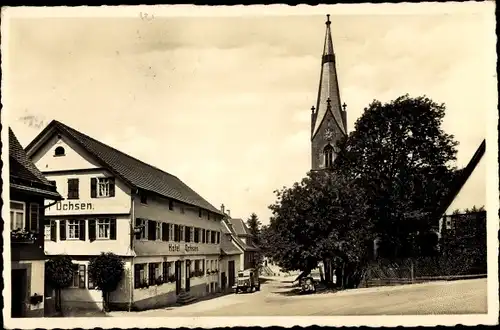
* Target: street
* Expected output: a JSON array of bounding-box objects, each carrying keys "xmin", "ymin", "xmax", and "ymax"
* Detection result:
[{"xmin": 108, "ymin": 277, "xmax": 487, "ymax": 316}]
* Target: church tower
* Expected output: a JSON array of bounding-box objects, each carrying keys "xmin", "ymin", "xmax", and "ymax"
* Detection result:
[{"xmin": 311, "ymin": 14, "xmax": 348, "ymax": 171}]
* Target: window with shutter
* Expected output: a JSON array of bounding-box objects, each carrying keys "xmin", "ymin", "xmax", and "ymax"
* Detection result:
[
  {"xmin": 156, "ymin": 223, "xmax": 161, "ymax": 241},
  {"xmin": 67, "ymin": 178, "xmax": 79, "ymax": 199},
  {"xmin": 161, "ymin": 223, "xmax": 166, "ymax": 241},
  {"xmin": 29, "ymin": 203, "xmax": 39, "ymax": 232}
]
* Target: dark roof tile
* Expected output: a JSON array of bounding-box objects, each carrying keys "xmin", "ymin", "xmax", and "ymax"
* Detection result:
[{"xmin": 28, "ymin": 120, "xmax": 222, "ymax": 214}]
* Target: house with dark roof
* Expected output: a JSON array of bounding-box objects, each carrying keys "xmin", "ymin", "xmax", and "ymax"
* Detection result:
[
  {"xmin": 219, "ymin": 205, "xmax": 260, "ymax": 273},
  {"xmin": 24, "ymin": 120, "xmax": 225, "ymax": 311},
  {"xmin": 9, "ymin": 128, "xmax": 63, "ymax": 318}
]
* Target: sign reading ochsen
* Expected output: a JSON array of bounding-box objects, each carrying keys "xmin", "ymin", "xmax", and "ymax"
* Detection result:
[{"xmin": 47, "ymin": 201, "xmax": 94, "ymax": 211}]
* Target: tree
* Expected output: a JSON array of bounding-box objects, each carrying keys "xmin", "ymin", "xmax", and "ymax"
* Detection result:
[
  {"xmin": 88, "ymin": 252, "xmax": 125, "ymax": 312},
  {"xmin": 336, "ymin": 95, "xmax": 458, "ymax": 259},
  {"xmin": 246, "ymin": 213, "xmax": 262, "ymax": 245},
  {"xmin": 246, "ymin": 213, "xmax": 263, "ymax": 268},
  {"xmin": 45, "ymin": 254, "xmax": 74, "ymax": 312},
  {"xmin": 265, "ymin": 170, "xmax": 374, "ymax": 287}
]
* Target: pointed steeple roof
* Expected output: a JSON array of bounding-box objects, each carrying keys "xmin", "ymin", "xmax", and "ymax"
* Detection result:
[{"xmin": 312, "ymin": 14, "xmax": 346, "ymax": 138}]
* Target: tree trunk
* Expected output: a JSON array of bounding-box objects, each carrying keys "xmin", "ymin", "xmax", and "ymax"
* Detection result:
[
  {"xmin": 102, "ymin": 291, "xmax": 109, "ymax": 312},
  {"xmin": 55, "ymin": 288, "xmax": 61, "ymax": 312},
  {"xmin": 323, "ymin": 259, "xmax": 332, "ymax": 284}
]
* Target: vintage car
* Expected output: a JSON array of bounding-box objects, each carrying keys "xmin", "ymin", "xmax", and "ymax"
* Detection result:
[
  {"xmin": 300, "ymin": 276, "xmax": 317, "ymax": 294},
  {"xmin": 233, "ymin": 268, "xmax": 260, "ymax": 293}
]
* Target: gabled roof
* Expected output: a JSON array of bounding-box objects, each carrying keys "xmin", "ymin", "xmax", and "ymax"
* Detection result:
[
  {"xmin": 9, "ymin": 128, "xmax": 62, "ymax": 200},
  {"xmin": 229, "ymin": 218, "xmax": 251, "ymax": 237},
  {"xmin": 222, "ymin": 218, "xmax": 259, "ymax": 252},
  {"xmin": 434, "ymin": 139, "xmax": 486, "ymax": 219},
  {"xmin": 25, "ymin": 120, "xmax": 223, "ymax": 215},
  {"xmin": 220, "ymin": 232, "xmax": 242, "ymax": 256}
]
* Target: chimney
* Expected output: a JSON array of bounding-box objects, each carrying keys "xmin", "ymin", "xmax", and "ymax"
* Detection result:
[
  {"xmin": 221, "ymin": 203, "xmax": 225, "ymax": 214},
  {"xmin": 227, "ymin": 209, "xmax": 231, "ymax": 217}
]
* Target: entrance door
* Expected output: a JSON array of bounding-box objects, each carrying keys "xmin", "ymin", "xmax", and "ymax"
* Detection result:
[
  {"xmin": 185, "ymin": 260, "xmax": 191, "ymax": 292},
  {"xmin": 175, "ymin": 261, "xmax": 182, "ymax": 295},
  {"xmin": 228, "ymin": 261, "xmax": 235, "ymax": 288},
  {"xmin": 11, "ymin": 269, "xmax": 27, "ymax": 318},
  {"xmin": 221, "ymin": 272, "xmax": 227, "ymax": 290}
]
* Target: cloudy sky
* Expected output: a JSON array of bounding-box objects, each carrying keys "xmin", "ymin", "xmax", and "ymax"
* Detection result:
[{"xmin": 3, "ymin": 4, "xmax": 496, "ymax": 223}]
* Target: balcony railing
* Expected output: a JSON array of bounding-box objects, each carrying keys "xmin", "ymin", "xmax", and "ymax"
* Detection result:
[{"xmin": 11, "ymin": 229, "xmax": 38, "ymax": 244}]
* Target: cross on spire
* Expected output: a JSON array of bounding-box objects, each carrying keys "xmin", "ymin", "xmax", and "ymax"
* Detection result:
[{"xmin": 326, "ymin": 14, "xmax": 331, "ymax": 25}]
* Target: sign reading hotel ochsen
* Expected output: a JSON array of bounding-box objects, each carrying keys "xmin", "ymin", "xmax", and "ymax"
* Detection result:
[{"xmin": 168, "ymin": 243, "xmax": 200, "ymax": 254}]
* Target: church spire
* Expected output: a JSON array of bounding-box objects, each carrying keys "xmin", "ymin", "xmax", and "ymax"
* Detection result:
[{"xmin": 311, "ymin": 14, "xmax": 346, "ymax": 139}]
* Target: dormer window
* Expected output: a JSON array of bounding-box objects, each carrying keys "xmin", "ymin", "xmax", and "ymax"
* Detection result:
[{"xmin": 54, "ymin": 146, "xmax": 65, "ymax": 157}]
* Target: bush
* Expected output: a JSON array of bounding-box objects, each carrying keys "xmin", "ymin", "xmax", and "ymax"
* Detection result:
[
  {"xmin": 88, "ymin": 253, "xmax": 125, "ymax": 312},
  {"xmin": 45, "ymin": 254, "xmax": 74, "ymax": 312}
]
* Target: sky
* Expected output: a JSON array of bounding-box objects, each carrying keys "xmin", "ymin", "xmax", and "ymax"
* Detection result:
[{"xmin": 3, "ymin": 4, "xmax": 496, "ymax": 224}]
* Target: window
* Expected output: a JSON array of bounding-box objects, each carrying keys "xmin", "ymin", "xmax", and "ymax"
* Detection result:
[
  {"xmin": 67, "ymin": 178, "xmax": 79, "ymax": 199},
  {"xmin": 180, "ymin": 225, "xmax": 185, "ymax": 242},
  {"xmin": 211, "ymin": 260, "xmax": 214, "ymax": 271},
  {"xmin": 202, "ymin": 229, "xmax": 206, "ymax": 243},
  {"xmin": 134, "ymin": 264, "xmax": 147, "ymax": 289},
  {"xmin": 216, "ymin": 231, "xmax": 220, "ymax": 244},
  {"xmin": 180, "ymin": 206, "xmax": 185, "ymax": 214},
  {"xmin": 206, "ymin": 260, "xmax": 209, "ymax": 272},
  {"xmin": 206, "ymin": 230, "xmax": 210, "ymax": 244},
  {"xmin": 156, "ymin": 222, "xmax": 162, "ymax": 241},
  {"xmin": 323, "ymin": 144, "xmax": 334, "ymax": 168},
  {"xmin": 168, "ymin": 200, "xmax": 174, "ymax": 211},
  {"xmin": 68, "ymin": 220, "xmax": 80, "ymax": 239},
  {"xmin": 169, "ymin": 224, "xmax": 174, "ymax": 241},
  {"xmin": 208, "ymin": 213, "xmax": 210, "ymax": 220},
  {"xmin": 135, "ymin": 218, "xmax": 147, "ymax": 240},
  {"xmin": 198, "ymin": 208, "xmax": 202, "ymax": 218},
  {"xmin": 71, "ymin": 264, "xmax": 86, "ymax": 288},
  {"xmin": 140, "ymin": 192, "xmax": 148, "ymax": 204},
  {"xmin": 211, "ymin": 231, "xmax": 216, "ymax": 244},
  {"xmin": 185, "ymin": 226, "xmax": 191, "ymax": 242},
  {"xmin": 194, "ymin": 228, "xmax": 199, "ymax": 243},
  {"xmin": 149, "ymin": 263, "xmax": 160, "ymax": 286},
  {"xmin": 10, "ymin": 201, "xmax": 25, "ymax": 231},
  {"xmin": 44, "ymin": 224, "xmax": 51, "ymax": 240},
  {"xmin": 96, "ymin": 178, "xmax": 114, "ymax": 198},
  {"xmin": 54, "ymin": 146, "xmax": 65, "ymax": 156},
  {"xmin": 97, "ymin": 219, "xmax": 110, "ymax": 239}
]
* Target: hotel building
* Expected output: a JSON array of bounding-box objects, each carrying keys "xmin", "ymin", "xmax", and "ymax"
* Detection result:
[{"xmin": 25, "ymin": 120, "xmax": 224, "ymax": 311}]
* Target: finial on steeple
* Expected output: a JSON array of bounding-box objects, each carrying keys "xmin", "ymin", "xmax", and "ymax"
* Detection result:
[
  {"xmin": 342, "ymin": 103, "xmax": 347, "ymax": 111},
  {"xmin": 326, "ymin": 14, "xmax": 331, "ymax": 26},
  {"xmin": 326, "ymin": 98, "xmax": 332, "ymax": 109},
  {"xmin": 311, "ymin": 106, "xmax": 315, "ymax": 113}
]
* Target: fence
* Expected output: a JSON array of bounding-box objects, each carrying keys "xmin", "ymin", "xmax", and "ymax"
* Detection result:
[{"xmin": 363, "ymin": 257, "xmax": 487, "ymax": 288}]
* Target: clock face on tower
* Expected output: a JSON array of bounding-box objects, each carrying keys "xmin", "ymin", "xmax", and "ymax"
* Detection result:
[{"xmin": 324, "ymin": 128, "xmax": 333, "ymax": 141}]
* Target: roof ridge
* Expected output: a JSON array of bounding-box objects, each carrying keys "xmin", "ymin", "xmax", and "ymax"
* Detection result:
[{"xmin": 54, "ymin": 120, "xmax": 180, "ymax": 180}]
